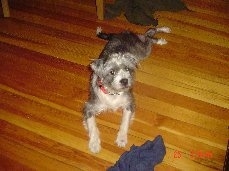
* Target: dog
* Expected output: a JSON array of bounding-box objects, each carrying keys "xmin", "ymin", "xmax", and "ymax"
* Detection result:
[{"xmin": 83, "ymin": 26, "xmax": 171, "ymax": 153}]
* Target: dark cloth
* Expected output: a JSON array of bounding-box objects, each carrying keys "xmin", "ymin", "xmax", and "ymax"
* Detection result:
[
  {"xmin": 107, "ymin": 135, "xmax": 166, "ymax": 171},
  {"xmin": 105, "ymin": 0, "xmax": 189, "ymax": 26}
]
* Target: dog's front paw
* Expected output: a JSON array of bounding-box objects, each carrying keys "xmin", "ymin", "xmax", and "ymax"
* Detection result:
[
  {"xmin": 116, "ymin": 132, "xmax": 127, "ymax": 147},
  {"xmin": 89, "ymin": 137, "xmax": 101, "ymax": 153}
]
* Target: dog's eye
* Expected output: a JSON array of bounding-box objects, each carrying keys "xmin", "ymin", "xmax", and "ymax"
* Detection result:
[
  {"xmin": 125, "ymin": 67, "xmax": 129, "ymax": 71},
  {"xmin": 110, "ymin": 70, "xmax": 115, "ymax": 75}
]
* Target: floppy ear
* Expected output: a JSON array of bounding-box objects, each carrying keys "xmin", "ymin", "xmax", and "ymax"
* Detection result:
[{"xmin": 90, "ymin": 59, "xmax": 104, "ymax": 76}]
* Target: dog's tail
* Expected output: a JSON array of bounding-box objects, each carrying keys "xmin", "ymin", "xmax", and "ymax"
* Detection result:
[{"xmin": 96, "ymin": 27, "xmax": 113, "ymax": 41}]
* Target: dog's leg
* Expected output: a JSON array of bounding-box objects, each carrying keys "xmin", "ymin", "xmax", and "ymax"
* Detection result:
[
  {"xmin": 85, "ymin": 116, "xmax": 101, "ymax": 153},
  {"xmin": 143, "ymin": 27, "xmax": 171, "ymax": 46},
  {"xmin": 155, "ymin": 26, "xmax": 171, "ymax": 34},
  {"xmin": 116, "ymin": 108, "xmax": 133, "ymax": 147},
  {"xmin": 151, "ymin": 37, "xmax": 168, "ymax": 45},
  {"xmin": 145, "ymin": 27, "xmax": 171, "ymax": 37}
]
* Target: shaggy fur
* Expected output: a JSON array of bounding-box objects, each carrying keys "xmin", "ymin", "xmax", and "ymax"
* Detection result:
[{"xmin": 83, "ymin": 26, "xmax": 171, "ymax": 153}]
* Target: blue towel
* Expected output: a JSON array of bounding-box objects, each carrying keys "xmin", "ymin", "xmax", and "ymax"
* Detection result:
[{"xmin": 107, "ymin": 135, "xmax": 166, "ymax": 171}]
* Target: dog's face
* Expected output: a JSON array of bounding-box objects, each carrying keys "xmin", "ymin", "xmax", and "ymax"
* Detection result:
[{"xmin": 91, "ymin": 53, "xmax": 137, "ymax": 93}]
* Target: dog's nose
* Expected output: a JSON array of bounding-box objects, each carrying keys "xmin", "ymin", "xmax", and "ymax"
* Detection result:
[{"xmin": 120, "ymin": 78, "xmax": 128, "ymax": 86}]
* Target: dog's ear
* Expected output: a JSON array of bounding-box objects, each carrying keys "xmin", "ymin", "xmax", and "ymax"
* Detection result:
[
  {"xmin": 90, "ymin": 59, "xmax": 104, "ymax": 76},
  {"xmin": 129, "ymin": 56, "xmax": 139, "ymax": 68}
]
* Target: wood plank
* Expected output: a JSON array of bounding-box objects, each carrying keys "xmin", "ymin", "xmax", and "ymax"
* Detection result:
[{"xmin": 0, "ymin": 0, "xmax": 228, "ymax": 170}]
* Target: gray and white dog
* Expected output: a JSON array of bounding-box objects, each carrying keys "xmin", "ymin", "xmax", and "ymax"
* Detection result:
[{"xmin": 83, "ymin": 26, "xmax": 171, "ymax": 153}]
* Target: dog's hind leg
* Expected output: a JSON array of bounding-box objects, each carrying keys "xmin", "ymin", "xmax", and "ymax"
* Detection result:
[
  {"xmin": 145, "ymin": 26, "xmax": 171, "ymax": 37},
  {"xmin": 145, "ymin": 27, "xmax": 171, "ymax": 45},
  {"xmin": 155, "ymin": 26, "xmax": 171, "ymax": 34},
  {"xmin": 151, "ymin": 37, "xmax": 168, "ymax": 45}
]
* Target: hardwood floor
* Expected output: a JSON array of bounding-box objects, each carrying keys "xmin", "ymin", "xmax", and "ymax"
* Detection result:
[{"xmin": 0, "ymin": 0, "xmax": 228, "ymax": 170}]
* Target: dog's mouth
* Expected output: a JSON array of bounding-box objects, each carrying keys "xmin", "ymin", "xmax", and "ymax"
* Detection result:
[
  {"xmin": 112, "ymin": 83, "xmax": 131, "ymax": 93},
  {"xmin": 119, "ymin": 84, "xmax": 131, "ymax": 90},
  {"xmin": 108, "ymin": 84, "xmax": 131, "ymax": 93},
  {"xmin": 111, "ymin": 78, "xmax": 131, "ymax": 91},
  {"xmin": 97, "ymin": 77, "xmax": 132, "ymax": 95}
]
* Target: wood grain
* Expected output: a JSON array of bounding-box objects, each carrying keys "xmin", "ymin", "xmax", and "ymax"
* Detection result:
[{"xmin": 0, "ymin": 0, "xmax": 228, "ymax": 170}]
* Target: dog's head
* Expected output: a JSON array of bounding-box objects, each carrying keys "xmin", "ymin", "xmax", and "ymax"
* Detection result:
[{"xmin": 91, "ymin": 52, "xmax": 137, "ymax": 93}]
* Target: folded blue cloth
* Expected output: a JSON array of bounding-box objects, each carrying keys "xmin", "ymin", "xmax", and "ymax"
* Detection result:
[{"xmin": 107, "ymin": 135, "xmax": 166, "ymax": 171}]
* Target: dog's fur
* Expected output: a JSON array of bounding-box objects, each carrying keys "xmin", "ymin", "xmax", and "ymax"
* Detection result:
[{"xmin": 83, "ymin": 26, "xmax": 171, "ymax": 153}]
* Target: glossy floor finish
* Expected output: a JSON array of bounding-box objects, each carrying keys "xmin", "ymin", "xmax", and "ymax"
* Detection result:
[{"xmin": 0, "ymin": 0, "xmax": 228, "ymax": 170}]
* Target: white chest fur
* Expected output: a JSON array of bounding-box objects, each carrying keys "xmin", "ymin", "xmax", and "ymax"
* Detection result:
[{"xmin": 96, "ymin": 88, "xmax": 128, "ymax": 111}]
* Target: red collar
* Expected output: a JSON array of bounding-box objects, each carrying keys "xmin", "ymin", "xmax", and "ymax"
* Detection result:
[
  {"xmin": 97, "ymin": 79, "xmax": 109, "ymax": 94},
  {"xmin": 97, "ymin": 78, "xmax": 120, "ymax": 95}
]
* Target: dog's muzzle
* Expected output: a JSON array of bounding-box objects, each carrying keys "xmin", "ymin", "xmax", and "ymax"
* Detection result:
[{"xmin": 120, "ymin": 78, "xmax": 128, "ymax": 87}]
